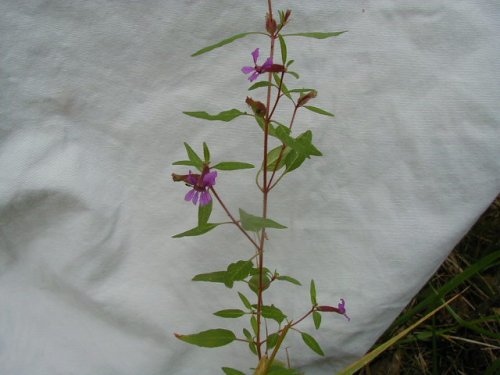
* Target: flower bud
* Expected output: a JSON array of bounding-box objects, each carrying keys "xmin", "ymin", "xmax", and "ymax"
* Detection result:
[
  {"xmin": 266, "ymin": 13, "xmax": 277, "ymax": 34},
  {"xmin": 284, "ymin": 9, "xmax": 292, "ymax": 24},
  {"xmin": 246, "ymin": 96, "xmax": 267, "ymax": 117},
  {"xmin": 297, "ymin": 90, "xmax": 317, "ymax": 107}
]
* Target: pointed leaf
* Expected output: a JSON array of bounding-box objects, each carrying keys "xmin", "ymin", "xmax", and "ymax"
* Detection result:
[
  {"xmin": 288, "ymin": 88, "xmax": 315, "ymax": 93},
  {"xmin": 222, "ymin": 368, "xmax": 246, "ymax": 375},
  {"xmin": 278, "ymin": 34, "xmax": 287, "ymax": 64},
  {"xmin": 283, "ymin": 31, "xmax": 347, "ymax": 39},
  {"xmin": 310, "ymin": 280, "xmax": 317, "ymax": 306},
  {"xmin": 238, "ymin": 292, "xmax": 253, "ymax": 310},
  {"xmin": 249, "ymin": 81, "xmax": 276, "ymax": 91},
  {"xmin": 284, "ymin": 150, "xmax": 306, "ymax": 173},
  {"xmin": 276, "ymin": 275, "xmax": 302, "ymax": 286},
  {"xmin": 172, "ymin": 223, "xmax": 219, "ymax": 238},
  {"xmin": 225, "ymin": 260, "xmax": 254, "ymax": 287},
  {"xmin": 243, "ymin": 328, "xmax": 253, "ymax": 341},
  {"xmin": 250, "ymin": 316, "xmax": 258, "ymax": 336},
  {"xmin": 198, "ymin": 201, "xmax": 212, "ymax": 226},
  {"xmin": 266, "ymin": 333, "xmax": 279, "ymax": 350},
  {"xmin": 301, "ymin": 332, "xmax": 324, "ymax": 356},
  {"xmin": 192, "ymin": 271, "xmax": 227, "ymax": 283},
  {"xmin": 214, "ymin": 309, "xmax": 246, "ymax": 318},
  {"xmin": 203, "ymin": 142, "xmax": 210, "ymax": 163},
  {"xmin": 268, "ymin": 365, "xmax": 303, "ymax": 375},
  {"xmin": 239, "ymin": 209, "xmax": 287, "ymax": 232},
  {"xmin": 192, "ymin": 32, "xmax": 265, "ymax": 56},
  {"xmin": 183, "ymin": 142, "xmax": 204, "ymax": 171},
  {"xmin": 183, "ymin": 109, "xmax": 245, "ymax": 122},
  {"xmin": 274, "ymin": 126, "xmax": 322, "ymax": 158},
  {"xmin": 172, "ymin": 160, "xmax": 198, "ymax": 167},
  {"xmin": 304, "ymin": 105, "xmax": 335, "ymax": 117},
  {"xmin": 287, "ymin": 71, "xmax": 299, "ymax": 79},
  {"xmin": 212, "ymin": 162, "xmax": 255, "ymax": 171},
  {"xmin": 261, "ymin": 305, "xmax": 286, "ymax": 324},
  {"xmin": 313, "ymin": 311, "xmax": 322, "ymax": 330},
  {"xmin": 175, "ymin": 329, "xmax": 236, "ymax": 348}
]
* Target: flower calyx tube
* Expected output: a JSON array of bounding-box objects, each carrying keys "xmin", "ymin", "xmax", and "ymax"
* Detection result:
[{"xmin": 316, "ymin": 298, "xmax": 350, "ymax": 321}]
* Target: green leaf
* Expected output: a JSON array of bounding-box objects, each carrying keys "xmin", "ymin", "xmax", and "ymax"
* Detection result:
[
  {"xmin": 304, "ymin": 105, "xmax": 335, "ymax": 117},
  {"xmin": 238, "ymin": 292, "xmax": 253, "ymax": 310},
  {"xmin": 214, "ymin": 309, "xmax": 246, "ymax": 318},
  {"xmin": 175, "ymin": 329, "xmax": 236, "ymax": 348},
  {"xmin": 192, "ymin": 32, "xmax": 265, "ymax": 56},
  {"xmin": 225, "ymin": 260, "xmax": 254, "ymax": 287},
  {"xmin": 172, "ymin": 160, "xmax": 197, "ymax": 167},
  {"xmin": 198, "ymin": 201, "xmax": 212, "ymax": 226},
  {"xmin": 261, "ymin": 305, "xmax": 286, "ymax": 324},
  {"xmin": 287, "ymin": 71, "xmax": 299, "ymax": 79},
  {"xmin": 286, "ymin": 59, "xmax": 295, "ymax": 68},
  {"xmin": 301, "ymin": 332, "xmax": 324, "ymax": 356},
  {"xmin": 248, "ymin": 341, "xmax": 258, "ymax": 355},
  {"xmin": 250, "ymin": 316, "xmax": 259, "ymax": 336},
  {"xmin": 222, "ymin": 367, "xmax": 246, "ymax": 375},
  {"xmin": 278, "ymin": 34, "xmax": 287, "ymax": 64},
  {"xmin": 284, "ymin": 150, "xmax": 306, "ymax": 173},
  {"xmin": 268, "ymin": 365, "xmax": 303, "ymax": 375},
  {"xmin": 310, "ymin": 280, "xmax": 317, "ymax": 306},
  {"xmin": 276, "ymin": 275, "xmax": 302, "ymax": 286},
  {"xmin": 203, "ymin": 142, "xmax": 210, "ymax": 163},
  {"xmin": 243, "ymin": 328, "xmax": 253, "ymax": 341},
  {"xmin": 273, "ymin": 73, "xmax": 292, "ymax": 100},
  {"xmin": 183, "ymin": 142, "xmax": 204, "ymax": 171},
  {"xmin": 288, "ymin": 88, "xmax": 315, "ymax": 93},
  {"xmin": 172, "ymin": 223, "xmax": 219, "ymax": 238},
  {"xmin": 183, "ymin": 109, "xmax": 245, "ymax": 122},
  {"xmin": 212, "ymin": 162, "xmax": 255, "ymax": 170},
  {"xmin": 249, "ymin": 81, "xmax": 276, "ymax": 91},
  {"xmin": 273, "ymin": 126, "xmax": 322, "ymax": 158},
  {"xmin": 283, "ymin": 31, "xmax": 347, "ymax": 39},
  {"xmin": 266, "ymin": 333, "xmax": 279, "ymax": 350},
  {"xmin": 313, "ymin": 311, "xmax": 322, "ymax": 330},
  {"xmin": 239, "ymin": 209, "xmax": 287, "ymax": 232},
  {"xmin": 192, "ymin": 271, "xmax": 227, "ymax": 283},
  {"xmin": 266, "ymin": 145, "xmax": 290, "ymax": 171},
  {"xmin": 248, "ymin": 274, "xmax": 271, "ymax": 294}
]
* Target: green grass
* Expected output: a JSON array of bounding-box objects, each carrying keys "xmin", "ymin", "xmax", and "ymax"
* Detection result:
[{"xmin": 356, "ymin": 196, "xmax": 500, "ymax": 375}]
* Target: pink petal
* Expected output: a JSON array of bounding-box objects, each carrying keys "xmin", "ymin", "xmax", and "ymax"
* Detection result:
[
  {"xmin": 191, "ymin": 191, "xmax": 199, "ymax": 205},
  {"xmin": 184, "ymin": 189, "xmax": 196, "ymax": 202},
  {"xmin": 262, "ymin": 57, "xmax": 273, "ymax": 70},
  {"xmin": 241, "ymin": 66, "xmax": 255, "ymax": 74},
  {"xmin": 251, "ymin": 48, "xmax": 259, "ymax": 64},
  {"xmin": 202, "ymin": 171, "xmax": 217, "ymax": 186},
  {"xmin": 200, "ymin": 191, "xmax": 212, "ymax": 206},
  {"xmin": 249, "ymin": 71, "xmax": 259, "ymax": 82}
]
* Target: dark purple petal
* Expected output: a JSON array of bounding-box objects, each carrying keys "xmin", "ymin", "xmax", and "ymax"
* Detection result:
[
  {"xmin": 202, "ymin": 171, "xmax": 217, "ymax": 186},
  {"xmin": 251, "ymin": 48, "xmax": 259, "ymax": 64},
  {"xmin": 242, "ymin": 66, "xmax": 255, "ymax": 74},
  {"xmin": 249, "ymin": 71, "xmax": 259, "ymax": 82},
  {"xmin": 184, "ymin": 189, "xmax": 196, "ymax": 202},
  {"xmin": 262, "ymin": 57, "xmax": 273, "ymax": 70}
]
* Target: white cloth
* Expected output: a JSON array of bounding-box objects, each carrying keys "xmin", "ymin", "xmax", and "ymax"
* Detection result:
[{"xmin": 1, "ymin": 1, "xmax": 499, "ymax": 374}]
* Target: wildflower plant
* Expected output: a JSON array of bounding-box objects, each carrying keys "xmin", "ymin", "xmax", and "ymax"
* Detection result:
[{"xmin": 172, "ymin": 2, "xmax": 347, "ymax": 374}]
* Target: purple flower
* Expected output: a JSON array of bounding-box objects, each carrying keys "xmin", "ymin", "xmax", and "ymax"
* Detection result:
[
  {"xmin": 184, "ymin": 170, "xmax": 217, "ymax": 206},
  {"xmin": 241, "ymin": 48, "xmax": 273, "ymax": 82},
  {"xmin": 317, "ymin": 298, "xmax": 350, "ymax": 321}
]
